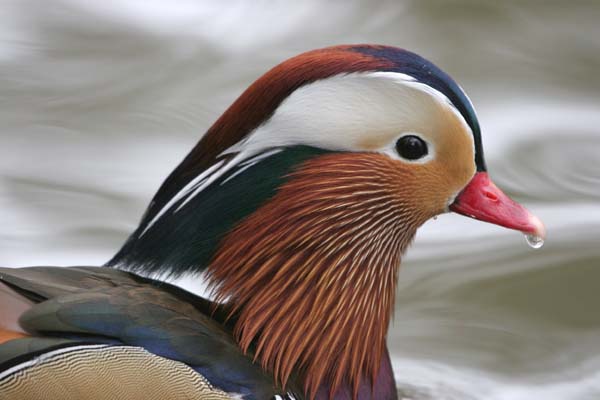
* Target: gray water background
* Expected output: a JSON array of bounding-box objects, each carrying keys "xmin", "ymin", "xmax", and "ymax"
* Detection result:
[{"xmin": 1, "ymin": 1, "xmax": 599, "ymax": 399}]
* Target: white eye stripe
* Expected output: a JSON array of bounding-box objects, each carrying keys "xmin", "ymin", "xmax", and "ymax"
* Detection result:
[
  {"xmin": 369, "ymin": 71, "xmax": 468, "ymax": 124},
  {"xmin": 236, "ymin": 71, "xmax": 469, "ymax": 155},
  {"xmin": 367, "ymin": 71, "xmax": 417, "ymax": 82}
]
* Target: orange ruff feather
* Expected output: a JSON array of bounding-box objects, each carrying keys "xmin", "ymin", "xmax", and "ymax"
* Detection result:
[{"xmin": 207, "ymin": 153, "xmax": 432, "ymax": 399}]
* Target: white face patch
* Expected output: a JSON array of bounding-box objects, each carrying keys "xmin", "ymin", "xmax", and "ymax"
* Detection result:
[
  {"xmin": 140, "ymin": 71, "xmax": 474, "ymax": 236},
  {"xmin": 225, "ymin": 71, "xmax": 471, "ymax": 161}
]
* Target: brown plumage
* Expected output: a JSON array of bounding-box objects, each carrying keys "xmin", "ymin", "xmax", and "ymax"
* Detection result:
[
  {"xmin": 207, "ymin": 152, "xmax": 438, "ymax": 399},
  {"xmin": 0, "ymin": 282, "xmax": 33, "ymax": 334}
]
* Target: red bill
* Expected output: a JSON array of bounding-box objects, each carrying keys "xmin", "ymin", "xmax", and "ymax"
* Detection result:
[{"xmin": 450, "ymin": 172, "xmax": 546, "ymax": 243}]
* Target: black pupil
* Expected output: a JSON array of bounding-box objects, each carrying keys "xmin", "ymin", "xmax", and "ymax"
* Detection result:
[{"xmin": 395, "ymin": 135, "xmax": 428, "ymax": 160}]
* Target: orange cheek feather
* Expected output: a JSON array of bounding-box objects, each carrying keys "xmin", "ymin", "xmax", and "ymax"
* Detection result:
[{"xmin": 207, "ymin": 152, "xmax": 455, "ymax": 398}]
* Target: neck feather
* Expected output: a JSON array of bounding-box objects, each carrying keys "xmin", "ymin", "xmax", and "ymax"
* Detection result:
[{"xmin": 207, "ymin": 153, "xmax": 428, "ymax": 399}]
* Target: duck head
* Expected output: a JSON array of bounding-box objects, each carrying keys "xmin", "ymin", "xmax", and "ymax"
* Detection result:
[{"xmin": 110, "ymin": 45, "xmax": 545, "ymax": 399}]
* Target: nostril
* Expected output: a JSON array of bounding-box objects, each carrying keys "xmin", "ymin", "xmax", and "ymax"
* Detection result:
[{"xmin": 484, "ymin": 191, "xmax": 498, "ymax": 201}]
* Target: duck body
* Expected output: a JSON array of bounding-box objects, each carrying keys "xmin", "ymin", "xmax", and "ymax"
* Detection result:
[
  {"xmin": 0, "ymin": 266, "xmax": 396, "ymax": 399},
  {"xmin": 0, "ymin": 267, "xmax": 276, "ymax": 399},
  {"xmin": 0, "ymin": 45, "xmax": 544, "ymax": 399}
]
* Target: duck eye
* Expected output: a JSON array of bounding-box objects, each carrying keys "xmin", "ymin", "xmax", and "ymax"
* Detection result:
[{"xmin": 395, "ymin": 135, "xmax": 428, "ymax": 160}]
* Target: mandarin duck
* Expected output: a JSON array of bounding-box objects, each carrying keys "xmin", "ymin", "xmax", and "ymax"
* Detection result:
[{"xmin": 0, "ymin": 45, "xmax": 545, "ymax": 400}]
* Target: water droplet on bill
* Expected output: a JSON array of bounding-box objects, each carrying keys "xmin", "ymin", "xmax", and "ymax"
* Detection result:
[{"xmin": 524, "ymin": 234, "xmax": 544, "ymax": 249}]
